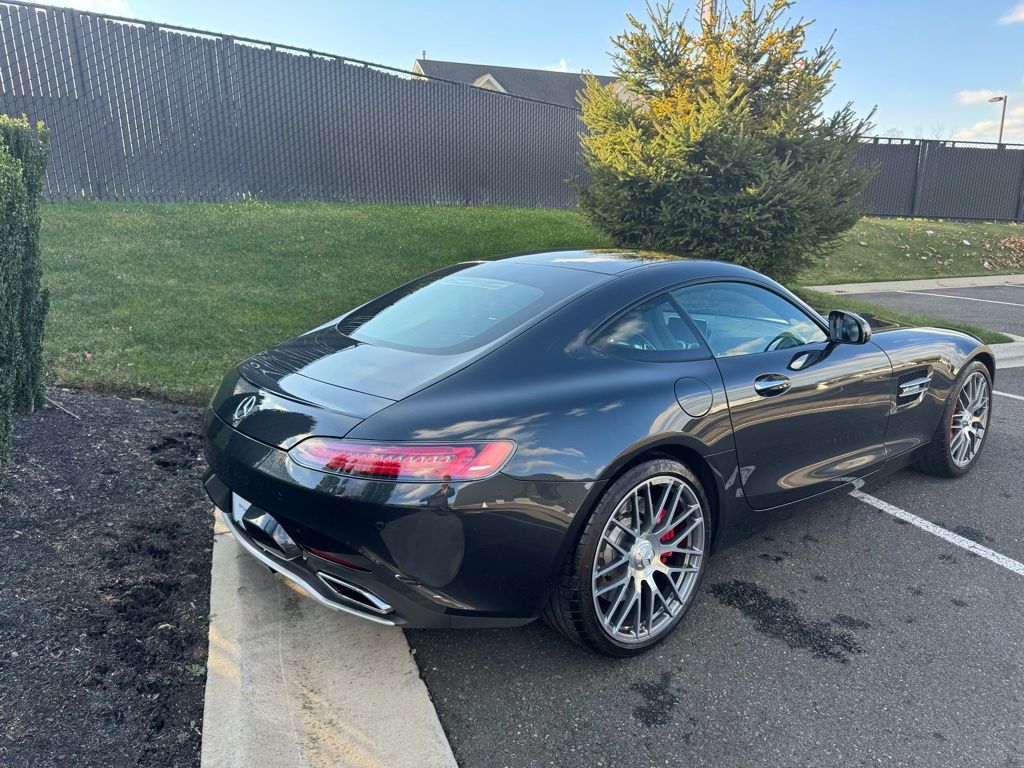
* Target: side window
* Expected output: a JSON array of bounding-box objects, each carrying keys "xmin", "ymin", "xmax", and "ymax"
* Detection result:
[
  {"xmin": 592, "ymin": 295, "xmax": 705, "ymax": 359},
  {"xmin": 671, "ymin": 282, "xmax": 827, "ymax": 358}
]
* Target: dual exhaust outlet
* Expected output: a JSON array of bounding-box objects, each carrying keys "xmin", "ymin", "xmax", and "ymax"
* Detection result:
[{"xmin": 231, "ymin": 494, "xmax": 394, "ymax": 618}]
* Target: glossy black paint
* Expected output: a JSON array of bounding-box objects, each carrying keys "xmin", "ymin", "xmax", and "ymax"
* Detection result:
[
  {"xmin": 717, "ymin": 339, "xmax": 893, "ymax": 508},
  {"xmin": 202, "ymin": 249, "xmax": 994, "ymax": 628}
]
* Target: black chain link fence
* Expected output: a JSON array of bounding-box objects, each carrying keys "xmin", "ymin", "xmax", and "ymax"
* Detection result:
[{"xmin": 3, "ymin": 0, "xmax": 1024, "ymax": 219}]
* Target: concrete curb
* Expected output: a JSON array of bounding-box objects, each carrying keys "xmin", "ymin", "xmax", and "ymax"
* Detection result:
[
  {"xmin": 807, "ymin": 274, "xmax": 1024, "ymax": 295},
  {"xmin": 994, "ymin": 335, "xmax": 1024, "ymax": 369},
  {"xmin": 200, "ymin": 514, "xmax": 458, "ymax": 768}
]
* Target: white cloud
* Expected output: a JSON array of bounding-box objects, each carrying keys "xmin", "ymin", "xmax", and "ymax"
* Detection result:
[
  {"xmin": 953, "ymin": 104, "xmax": 1024, "ymax": 142},
  {"xmin": 544, "ymin": 58, "xmax": 570, "ymax": 73},
  {"xmin": 60, "ymin": 0, "xmax": 134, "ymax": 17},
  {"xmin": 958, "ymin": 89, "xmax": 1004, "ymax": 104},
  {"xmin": 999, "ymin": 2, "xmax": 1024, "ymax": 23}
]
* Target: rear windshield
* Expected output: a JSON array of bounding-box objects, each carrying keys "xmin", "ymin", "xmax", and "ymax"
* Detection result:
[{"xmin": 342, "ymin": 261, "xmax": 600, "ymax": 354}]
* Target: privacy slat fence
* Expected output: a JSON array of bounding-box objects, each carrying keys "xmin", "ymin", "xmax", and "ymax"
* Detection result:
[
  {"xmin": 854, "ymin": 138, "xmax": 1024, "ymax": 222},
  {"xmin": 3, "ymin": 0, "xmax": 1024, "ymax": 220},
  {"xmin": 0, "ymin": 0, "xmax": 583, "ymax": 207}
]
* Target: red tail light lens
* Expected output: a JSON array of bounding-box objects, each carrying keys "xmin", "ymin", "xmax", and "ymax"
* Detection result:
[
  {"xmin": 288, "ymin": 439, "xmax": 516, "ymax": 482},
  {"xmin": 304, "ymin": 547, "xmax": 371, "ymax": 572}
]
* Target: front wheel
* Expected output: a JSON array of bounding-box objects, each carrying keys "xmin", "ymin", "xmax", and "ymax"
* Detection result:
[
  {"xmin": 544, "ymin": 459, "xmax": 709, "ymax": 657},
  {"xmin": 916, "ymin": 360, "xmax": 993, "ymax": 477}
]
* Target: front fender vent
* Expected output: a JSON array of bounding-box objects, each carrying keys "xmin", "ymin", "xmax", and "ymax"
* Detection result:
[{"xmin": 896, "ymin": 368, "xmax": 932, "ymax": 406}]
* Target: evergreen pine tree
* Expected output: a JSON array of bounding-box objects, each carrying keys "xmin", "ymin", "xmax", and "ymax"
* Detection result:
[{"xmin": 578, "ymin": 0, "xmax": 873, "ymax": 282}]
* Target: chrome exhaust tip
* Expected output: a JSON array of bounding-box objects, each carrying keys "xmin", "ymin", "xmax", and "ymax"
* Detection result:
[
  {"xmin": 232, "ymin": 494, "xmax": 302, "ymax": 560},
  {"xmin": 316, "ymin": 572, "xmax": 394, "ymax": 615}
]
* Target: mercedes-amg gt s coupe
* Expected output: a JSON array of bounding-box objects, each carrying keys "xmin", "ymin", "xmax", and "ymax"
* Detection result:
[{"xmin": 202, "ymin": 250, "xmax": 994, "ymax": 656}]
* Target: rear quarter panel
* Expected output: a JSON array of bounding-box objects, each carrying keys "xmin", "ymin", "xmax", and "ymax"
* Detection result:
[
  {"xmin": 347, "ymin": 278, "xmax": 746, "ymax": 559},
  {"xmin": 346, "ymin": 280, "xmax": 738, "ymax": 482}
]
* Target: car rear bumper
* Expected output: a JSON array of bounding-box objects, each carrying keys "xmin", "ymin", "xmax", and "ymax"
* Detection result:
[
  {"xmin": 203, "ymin": 408, "xmax": 600, "ymax": 628},
  {"xmin": 216, "ymin": 500, "xmax": 398, "ymax": 626}
]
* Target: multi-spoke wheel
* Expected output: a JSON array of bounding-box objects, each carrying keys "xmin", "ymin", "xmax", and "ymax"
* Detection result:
[
  {"xmin": 544, "ymin": 459, "xmax": 710, "ymax": 656},
  {"xmin": 917, "ymin": 360, "xmax": 993, "ymax": 478},
  {"xmin": 949, "ymin": 371, "xmax": 990, "ymax": 467},
  {"xmin": 591, "ymin": 476, "xmax": 704, "ymax": 643}
]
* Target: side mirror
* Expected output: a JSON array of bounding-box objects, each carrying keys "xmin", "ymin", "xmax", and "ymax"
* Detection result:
[{"xmin": 828, "ymin": 310, "xmax": 872, "ymax": 344}]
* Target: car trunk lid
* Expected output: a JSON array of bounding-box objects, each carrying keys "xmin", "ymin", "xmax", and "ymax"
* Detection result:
[{"xmin": 213, "ymin": 328, "xmax": 481, "ymax": 449}]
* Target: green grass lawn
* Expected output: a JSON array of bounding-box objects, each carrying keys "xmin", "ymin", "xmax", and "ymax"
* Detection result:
[
  {"xmin": 801, "ymin": 217, "xmax": 1024, "ymax": 285},
  {"xmin": 42, "ymin": 202, "xmax": 609, "ymax": 403},
  {"xmin": 42, "ymin": 202, "xmax": 1018, "ymax": 404}
]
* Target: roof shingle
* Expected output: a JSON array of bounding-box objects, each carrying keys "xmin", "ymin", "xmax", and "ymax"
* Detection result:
[{"xmin": 414, "ymin": 59, "xmax": 616, "ymax": 109}]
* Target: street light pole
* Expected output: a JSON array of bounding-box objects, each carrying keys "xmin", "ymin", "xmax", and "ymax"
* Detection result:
[
  {"xmin": 988, "ymin": 95, "xmax": 1008, "ymax": 145},
  {"xmin": 701, "ymin": 0, "xmax": 718, "ymax": 25}
]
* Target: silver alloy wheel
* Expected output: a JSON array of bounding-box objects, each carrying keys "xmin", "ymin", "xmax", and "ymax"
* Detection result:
[
  {"xmin": 949, "ymin": 371, "xmax": 990, "ymax": 468},
  {"xmin": 591, "ymin": 475, "xmax": 705, "ymax": 644}
]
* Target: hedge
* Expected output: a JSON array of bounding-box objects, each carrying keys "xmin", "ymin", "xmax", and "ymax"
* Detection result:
[{"xmin": 0, "ymin": 116, "xmax": 49, "ymax": 468}]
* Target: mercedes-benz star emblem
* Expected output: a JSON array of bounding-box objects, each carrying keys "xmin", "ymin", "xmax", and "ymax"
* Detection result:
[{"xmin": 233, "ymin": 394, "xmax": 258, "ymax": 424}]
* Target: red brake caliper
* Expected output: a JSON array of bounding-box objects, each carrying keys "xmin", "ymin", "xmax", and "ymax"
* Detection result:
[{"xmin": 655, "ymin": 508, "xmax": 674, "ymax": 564}]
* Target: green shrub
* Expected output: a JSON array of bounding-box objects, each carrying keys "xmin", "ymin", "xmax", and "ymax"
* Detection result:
[
  {"xmin": 577, "ymin": 0, "xmax": 873, "ymax": 282},
  {"xmin": 0, "ymin": 116, "xmax": 49, "ymax": 468}
]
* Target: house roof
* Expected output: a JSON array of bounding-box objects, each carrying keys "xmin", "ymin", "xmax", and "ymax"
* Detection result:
[{"xmin": 413, "ymin": 59, "xmax": 617, "ymax": 109}]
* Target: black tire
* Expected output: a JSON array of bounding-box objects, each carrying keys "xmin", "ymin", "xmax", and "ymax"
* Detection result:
[
  {"xmin": 915, "ymin": 360, "xmax": 993, "ymax": 478},
  {"xmin": 543, "ymin": 458, "xmax": 710, "ymax": 657}
]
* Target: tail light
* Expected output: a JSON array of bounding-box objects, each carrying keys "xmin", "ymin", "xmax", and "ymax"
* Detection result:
[{"xmin": 288, "ymin": 439, "xmax": 516, "ymax": 482}]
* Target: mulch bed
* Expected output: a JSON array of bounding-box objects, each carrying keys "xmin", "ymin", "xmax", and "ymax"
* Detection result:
[{"xmin": 0, "ymin": 389, "xmax": 212, "ymax": 768}]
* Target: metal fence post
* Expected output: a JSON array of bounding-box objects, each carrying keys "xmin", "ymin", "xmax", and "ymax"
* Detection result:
[
  {"xmin": 909, "ymin": 140, "xmax": 925, "ymax": 218},
  {"xmin": 65, "ymin": 9, "xmax": 93, "ymax": 197},
  {"xmin": 1015, "ymin": 158, "xmax": 1024, "ymax": 222}
]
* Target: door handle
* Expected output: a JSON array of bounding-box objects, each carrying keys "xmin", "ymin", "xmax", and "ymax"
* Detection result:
[{"xmin": 753, "ymin": 373, "xmax": 791, "ymax": 397}]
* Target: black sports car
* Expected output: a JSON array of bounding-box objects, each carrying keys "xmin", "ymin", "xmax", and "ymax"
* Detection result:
[{"xmin": 202, "ymin": 250, "xmax": 995, "ymax": 656}]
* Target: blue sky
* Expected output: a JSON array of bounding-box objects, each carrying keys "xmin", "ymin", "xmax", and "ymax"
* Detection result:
[{"xmin": 66, "ymin": 0, "xmax": 1024, "ymax": 143}]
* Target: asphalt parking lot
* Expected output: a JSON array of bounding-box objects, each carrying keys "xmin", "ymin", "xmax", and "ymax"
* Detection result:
[
  {"xmin": 408, "ymin": 301, "xmax": 1024, "ymax": 768},
  {"xmin": 845, "ymin": 284, "xmax": 1024, "ymax": 338}
]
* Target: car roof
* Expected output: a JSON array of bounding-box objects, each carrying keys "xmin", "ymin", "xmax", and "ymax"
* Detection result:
[{"xmin": 491, "ymin": 249, "xmax": 766, "ymax": 281}]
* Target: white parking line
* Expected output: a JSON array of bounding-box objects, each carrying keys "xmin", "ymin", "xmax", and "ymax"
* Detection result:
[
  {"xmin": 995, "ymin": 390, "xmax": 1024, "ymax": 402},
  {"xmin": 850, "ymin": 490, "xmax": 1024, "ymax": 577},
  {"xmin": 896, "ymin": 290, "xmax": 1024, "ymax": 308}
]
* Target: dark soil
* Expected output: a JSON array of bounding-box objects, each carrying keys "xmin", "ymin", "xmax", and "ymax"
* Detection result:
[{"xmin": 0, "ymin": 389, "xmax": 212, "ymax": 768}]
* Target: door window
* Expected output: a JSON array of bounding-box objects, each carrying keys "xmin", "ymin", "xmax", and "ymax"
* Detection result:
[{"xmin": 672, "ymin": 282, "xmax": 826, "ymax": 358}]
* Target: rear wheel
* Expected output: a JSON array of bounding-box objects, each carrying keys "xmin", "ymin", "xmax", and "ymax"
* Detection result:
[
  {"xmin": 544, "ymin": 459, "xmax": 709, "ymax": 657},
  {"xmin": 916, "ymin": 360, "xmax": 992, "ymax": 478}
]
